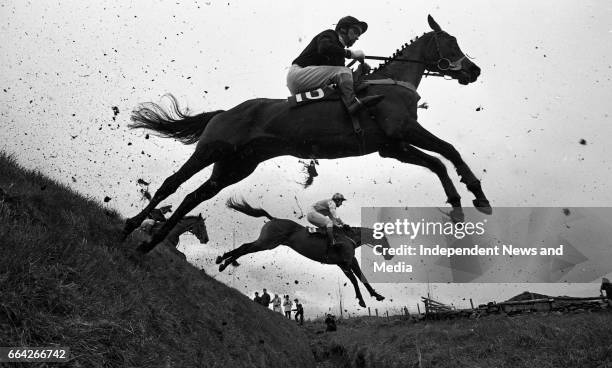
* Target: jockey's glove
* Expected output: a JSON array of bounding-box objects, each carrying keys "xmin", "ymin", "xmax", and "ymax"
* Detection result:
[{"xmin": 348, "ymin": 49, "xmax": 365, "ymax": 61}]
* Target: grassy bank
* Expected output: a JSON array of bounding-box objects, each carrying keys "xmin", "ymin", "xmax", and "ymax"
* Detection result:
[{"xmin": 0, "ymin": 153, "xmax": 315, "ymax": 368}]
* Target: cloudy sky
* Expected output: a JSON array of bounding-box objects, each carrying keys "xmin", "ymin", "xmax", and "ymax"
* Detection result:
[{"xmin": 2, "ymin": 0, "xmax": 611, "ymax": 316}]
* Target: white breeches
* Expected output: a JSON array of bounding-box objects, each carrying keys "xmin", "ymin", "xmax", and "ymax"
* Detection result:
[{"xmin": 307, "ymin": 211, "xmax": 333, "ymax": 228}]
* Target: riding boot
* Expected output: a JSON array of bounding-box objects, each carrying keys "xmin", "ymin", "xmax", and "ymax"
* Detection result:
[
  {"xmin": 326, "ymin": 227, "xmax": 337, "ymax": 248},
  {"xmin": 337, "ymin": 73, "xmax": 384, "ymax": 115}
]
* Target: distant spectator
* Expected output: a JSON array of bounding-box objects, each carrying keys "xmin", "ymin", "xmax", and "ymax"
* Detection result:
[
  {"xmin": 325, "ymin": 314, "xmax": 337, "ymax": 332},
  {"xmin": 253, "ymin": 292, "xmax": 262, "ymax": 305},
  {"xmin": 272, "ymin": 294, "xmax": 282, "ymax": 313},
  {"xmin": 601, "ymin": 278, "xmax": 612, "ymax": 305},
  {"xmin": 261, "ymin": 288, "xmax": 271, "ymax": 308},
  {"xmin": 293, "ymin": 299, "xmax": 304, "ymax": 325},
  {"xmin": 283, "ymin": 295, "xmax": 292, "ymax": 318}
]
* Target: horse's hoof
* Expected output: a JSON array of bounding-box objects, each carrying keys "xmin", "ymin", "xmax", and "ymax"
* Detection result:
[
  {"xmin": 358, "ymin": 300, "xmax": 366, "ymax": 308},
  {"xmin": 450, "ymin": 208, "xmax": 465, "ymax": 223},
  {"xmin": 473, "ymin": 199, "xmax": 493, "ymax": 215},
  {"xmin": 219, "ymin": 263, "xmax": 227, "ymax": 272},
  {"xmin": 374, "ymin": 294, "xmax": 385, "ymax": 302},
  {"xmin": 215, "ymin": 256, "xmax": 223, "ymax": 264},
  {"xmin": 231, "ymin": 260, "xmax": 240, "ymax": 267}
]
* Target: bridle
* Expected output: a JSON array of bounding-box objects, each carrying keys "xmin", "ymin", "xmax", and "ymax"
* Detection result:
[
  {"xmin": 350, "ymin": 31, "xmax": 468, "ymax": 78},
  {"xmin": 429, "ymin": 31, "xmax": 467, "ymax": 76}
]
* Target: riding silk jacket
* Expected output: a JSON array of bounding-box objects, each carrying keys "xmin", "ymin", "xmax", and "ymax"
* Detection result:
[
  {"xmin": 292, "ymin": 29, "xmax": 350, "ymax": 67},
  {"xmin": 312, "ymin": 199, "xmax": 341, "ymax": 223}
]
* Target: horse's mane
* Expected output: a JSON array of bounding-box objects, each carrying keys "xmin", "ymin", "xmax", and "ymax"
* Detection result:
[{"xmin": 365, "ymin": 32, "xmax": 432, "ymax": 78}]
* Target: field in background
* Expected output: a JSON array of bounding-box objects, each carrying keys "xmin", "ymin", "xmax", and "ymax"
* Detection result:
[{"xmin": 307, "ymin": 312, "xmax": 612, "ymax": 367}]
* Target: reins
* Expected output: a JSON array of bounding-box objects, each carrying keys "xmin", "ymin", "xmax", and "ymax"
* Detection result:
[
  {"xmin": 348, "ymin": 56, "xmax": 445, "ymax": 78},
  {"xmin": 348, "ymin": 55, "xmax": 426, "ymax": 66}
]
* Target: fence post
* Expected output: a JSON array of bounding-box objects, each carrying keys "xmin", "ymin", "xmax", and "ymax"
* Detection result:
[
  {"xmin": 417, "ymin": 303, "xmax": 421, "ymax": 315},
  {"xmin": 368, "ymin": 307, "xmax": 371, "ymax": 316},
  {"xmin": 386, "ymin": 310, "xmax": 389, "ymax": 320},
  {"xmin": 375, "ymin": 308, "xmax": 378, "ymax": 317},
  {"xmin": 470, "ymin": 298, "xmax": 474, "ymax": 309}
]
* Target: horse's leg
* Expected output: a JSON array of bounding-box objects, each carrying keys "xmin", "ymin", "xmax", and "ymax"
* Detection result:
[
  {"xmin": 124, "ymin": 142, "xmax": 231, "ymax": 236},
  {"xmin": 406, "ymin": 121, "xmax": 492, "ymax": 214},
  {"xmin": 219, "ymin": 240, "xmax": 281, "ymax": 272},
  {"xmin": 340, "ymin": 266, "xmax": 366, "ymax": 308},
  {"xmin": 217, "ymin": 221, "xmax": 287, "ymax": 270},
  {"xmin": 349, "ymin": 257, "xmax": 385, "ymax": 301},
  {"xmin": 136, "ymin": 158, "xmax": 259, "ymax": 254},
  {"xmin": 217, "ymin": 241, "xmax": 256, "ymax": 264},
  {"xmin": 218, "ymin": 241, "xmax": 258, "ymax": 272},
  {"xmin": 380, "ymin": 143, "xmax": 465, "ymax": 222}
]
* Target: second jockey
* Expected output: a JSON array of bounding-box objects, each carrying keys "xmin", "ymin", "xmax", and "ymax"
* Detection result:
[{"xmin": 307, "ymin": 193, "xmax": 347, "ymax": 248}]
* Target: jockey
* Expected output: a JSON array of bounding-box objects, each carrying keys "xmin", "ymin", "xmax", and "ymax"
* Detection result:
[
  {"xmin": 307, "ymin": 193, "xmax": 347, "ymax": 248},
  {"xmin": 287, "ymin": 16, "xmax": 384, "ymax": 116},
  {"xmin": 140, "ymin": 205, "xmax": 172, "ymax": 233}
]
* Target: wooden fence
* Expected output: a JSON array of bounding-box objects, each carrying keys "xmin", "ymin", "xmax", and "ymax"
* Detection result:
[{"xmin": 422, "ymin": 296, "xmax": 610, "ymax": 320}]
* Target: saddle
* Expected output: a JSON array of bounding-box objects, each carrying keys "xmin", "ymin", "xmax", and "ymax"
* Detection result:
[
  {"xmin": 306, "ymin": 226, "xmax": 347, "ymax": 239},
  {"xmin": 287, "ymin": 84, "xmax": 370, "ymax": 109},
  {"xmin": 307, "ymin": 226, "xmax": 327, "ymax": 236}
]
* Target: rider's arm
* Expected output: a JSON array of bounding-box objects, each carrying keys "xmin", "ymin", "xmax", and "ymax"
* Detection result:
[
  {"xmin": 316, "ymin": 30, "xmax": 350, "ymax": 59},
  {"xmin": 327, "ymin": 200, "xmax": 344, "ymax": 225}
]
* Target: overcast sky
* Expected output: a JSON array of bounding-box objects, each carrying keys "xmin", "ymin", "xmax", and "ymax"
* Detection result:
[{"xmin": 2, "ymin": 0, "xmax": 611, "ymax": 316}]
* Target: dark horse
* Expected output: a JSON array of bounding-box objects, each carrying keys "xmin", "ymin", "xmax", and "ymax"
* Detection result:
[
  {"xmin": 217, "ymin": 198, "xmax": 393, "ymax": 308},
  {"xmin": 124, "ymin": 15, "xmax": 491, "ymax": 253}
]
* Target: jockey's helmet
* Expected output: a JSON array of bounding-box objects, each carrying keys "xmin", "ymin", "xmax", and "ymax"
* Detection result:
[
  {"xmin": 335, "ymin": 16, "xmax": 368, "ymax": 34},
  {"xmin": 332, "ymin": 193, "xmax": 346, "ymax": 202}
]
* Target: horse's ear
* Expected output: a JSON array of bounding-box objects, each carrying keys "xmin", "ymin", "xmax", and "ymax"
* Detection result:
[
  {"xmin": 198, "ymin": 213, "xmax": 203, "ymax": 219},
  {"xmin": 428, "ymin": 14, "xmax": 442, "ymax": 32}
]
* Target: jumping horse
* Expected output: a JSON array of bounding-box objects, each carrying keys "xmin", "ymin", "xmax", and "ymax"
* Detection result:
[
  {"xmin": 217, "ymin": 198, "xmax": 393, "ymax": 307},
  {"xmin": 123, "ymin": 15, "xmax": 491, "ymax": 254}
]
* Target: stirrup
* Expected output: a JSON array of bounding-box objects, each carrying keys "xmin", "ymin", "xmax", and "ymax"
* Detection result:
[
  {"xmin": 347, "ymin": 98, "xmax": 365, "ymax": 115},
  {"xmin": 347, "ymin": 95, "xmax": 384, "ymax": 115}
]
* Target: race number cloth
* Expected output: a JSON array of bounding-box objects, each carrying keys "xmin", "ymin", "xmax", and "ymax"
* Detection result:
[{"xmin": 287, "ymin": 85, "xmax": 339, "ymax": 108}]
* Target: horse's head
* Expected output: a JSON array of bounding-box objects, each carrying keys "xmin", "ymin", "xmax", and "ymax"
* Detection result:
[
  {"xmin": 189, "ymin": 213, "xmax": 209, "ymax": 244},
  {"xmin": 424, "ymin": 15, "xmax": 481, "ymax": 85}
]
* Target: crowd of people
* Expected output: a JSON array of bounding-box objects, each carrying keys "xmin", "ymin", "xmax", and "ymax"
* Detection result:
[{"xmin": 252, "ymin": 289, "xmax": 304, "ymax": 325}]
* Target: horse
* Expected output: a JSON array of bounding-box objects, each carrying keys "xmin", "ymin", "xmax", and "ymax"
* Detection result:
[
  {"xmin": 216, "ymin": 198, "xmax": 394, "ymax": 308},
  {"xmin": 123, "ymin": 15, "xmax": 491, "ymax": 254},
  {"xmin": 137, "ymin": 214, "xmax": 209, "ymax": 257}
]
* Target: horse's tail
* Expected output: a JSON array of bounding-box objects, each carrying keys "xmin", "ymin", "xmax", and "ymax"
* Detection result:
[
  {"xmin": 226, "ymin": 197, "xmax": 276, "ymax": 220},
  {"xmin": 129, "ymin": 94, "xmax": 225, "ymax": 145}
]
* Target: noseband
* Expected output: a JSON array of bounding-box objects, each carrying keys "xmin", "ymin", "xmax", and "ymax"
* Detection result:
[{"xmin": 431, "ymin": 31, "xmax": 466, "ymax": 72}]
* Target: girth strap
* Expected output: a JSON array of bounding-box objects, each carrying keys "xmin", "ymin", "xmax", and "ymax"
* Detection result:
[
  {"xmin": 349, "ymin": 78, "xmax": 419, "ymax": 153},
  {"xmin": 361, "ymin": 78, "xmax": 420, "ymax": 99}
]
